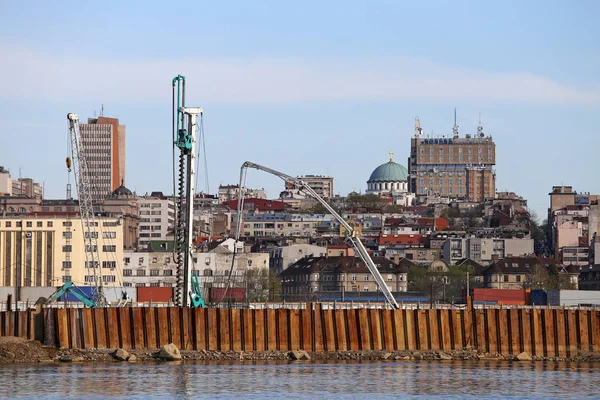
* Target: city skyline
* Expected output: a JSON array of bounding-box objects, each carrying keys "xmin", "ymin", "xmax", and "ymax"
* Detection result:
[{"xmin": 1, "ymin": 1, "xmax": 599, "ymax": 218}]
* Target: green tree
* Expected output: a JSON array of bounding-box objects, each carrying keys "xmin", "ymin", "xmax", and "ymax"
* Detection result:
[{"xmin": 245, "ymin": 268, "xmax": 282, "ymax": 302}]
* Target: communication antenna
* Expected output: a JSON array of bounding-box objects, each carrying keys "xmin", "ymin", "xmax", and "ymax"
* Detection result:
[
  {"xmin": 414, "ymin": 117, "xmax": 423, "ymax": 137},
  {"xmin": 477, "ymin": 112, "xmax": 485, "ymax": 137},
  {"xmin": 452, "ymin": 108, "xmax": 459, "ymax": 139},
  {"xmin": 100, "ymin": 104, "xmax": 104, "ymax": 117}
]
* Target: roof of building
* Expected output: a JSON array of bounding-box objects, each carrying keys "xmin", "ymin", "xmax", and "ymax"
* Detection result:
[
  {"xmin": 112, "ymin": 181, "xmax": 132, "ymax": 197},
  {"xmin": 368, "ymin": 159, "xmax": 409, "ymax": 183},
  {"xmin": 281, "ymin": 255, "xmax": 410, "ymax": 276},
  {"xmin": 483, "ymin": 256, "xmax": 570, "ymax": 275},
  {"xmin": 222, "ymin": 198, "xmax": 286, "ymax": 211},
  {"xmin": 147, "ymin": 240, "xmax": 176, "ymax": 252},
  {"xmin": 378, "ymin": 233, "xmax": 429, "ymax": 247},
  {"xmin": 454, "ymin": 258, "xmax": 486, "ymax": 275}
]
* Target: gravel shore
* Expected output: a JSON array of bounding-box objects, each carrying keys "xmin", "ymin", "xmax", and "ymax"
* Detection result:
[{"xmin": 1, "ymin": 337, "xmax": 599, "ymax": 364}]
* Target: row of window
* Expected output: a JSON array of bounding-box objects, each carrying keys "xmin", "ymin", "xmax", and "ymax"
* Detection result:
[
  {"xmin": 123, "ymin": 269, "xmax": 173, "ymax": 276},
  {"xmin": 0, "ymin": 221, "xmax": 53, "ymax": 228},
  {"xmin": 62, "ymin": 245, "xmax": 117, "ymax": 252},
  {"xmin": 419, "ymin": 155, "xmax": 493, "ymax": 163},
  {"xmin": 123, "ymin": 282, "xmax": 173, "ymax": 287}
]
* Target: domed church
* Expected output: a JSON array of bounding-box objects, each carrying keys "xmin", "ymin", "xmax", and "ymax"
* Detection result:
[{"xmin": 366, "ymin": 151, "xmax": 414, "ymax": 206}]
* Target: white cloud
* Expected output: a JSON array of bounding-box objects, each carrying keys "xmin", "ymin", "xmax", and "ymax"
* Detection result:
[{"xmin": 1, "ymin": 44, "xmax": 599, "ymax": 104}]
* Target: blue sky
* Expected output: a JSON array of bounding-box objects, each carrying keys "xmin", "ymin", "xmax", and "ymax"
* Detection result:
[{"xmin": 1, "ymin": 0, "xmax": 599, "ymax": 219}]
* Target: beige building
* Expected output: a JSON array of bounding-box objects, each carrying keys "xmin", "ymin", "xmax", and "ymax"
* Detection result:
[
  {"xmin": 408, "ymin": 118, "xmax": 496, "ymax": 200},
  {"xmin": 442, "ymin": 236, "xmax": 534, "ymax": 266},
  {"xmin": 286, "ymin": 175, "xmax": 334, "ymax": 198},
  {"xmin": 0, "ymin": 216, "xmax": 124, "ymax": 294},
  {"xmin": 137, "ymin": 194, "xmax": 175, "ymax": 249},
  {"xmin": 79, "ymin": 116, "xmax": 126, "ymax": 200}
]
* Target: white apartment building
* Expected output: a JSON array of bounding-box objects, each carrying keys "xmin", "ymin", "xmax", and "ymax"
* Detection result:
[
  {"xmin": 137, "ymin": 196, "xmax": 175, "ymax": 249},
  {"xmin": 218, "ymin": 185, "xmax": 267, "ymax": 202},
  {"xmin": 442, "ymin": 237, "xmax": 534, "ymax": 266},
  {"xmin": 122, "ymin": 250, "xmax": 177, "ymax": 288}
]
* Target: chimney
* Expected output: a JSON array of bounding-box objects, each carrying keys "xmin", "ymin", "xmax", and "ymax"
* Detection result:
[{"xmin": 491, "ymin": 254, "xmax": 500, "ymax": 263}]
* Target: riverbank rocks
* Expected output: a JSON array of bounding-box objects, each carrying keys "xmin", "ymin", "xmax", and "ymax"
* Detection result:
[
  {"xmin": 289, "ymin": 350, "xmax": 311, "ymax": 361},
  {"xmin": 157, "ymin": 343, "xmax": 182, "ymax": 361},
  {"xmin": 112, "ymin": 349, "xmax": 130, "ymax": 362},
  {"xmin": 516, "ymin": 352, "xmax": 532, "ymax": 361},
  {"xmin": 439, "ymin": 352, "xmax": 452, "ymax": 360}
]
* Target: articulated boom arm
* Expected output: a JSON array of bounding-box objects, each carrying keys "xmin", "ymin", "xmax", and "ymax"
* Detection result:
[
  {"xmin": 238, "ymin": 161, "xmax": 399, "ymax": 309},
  {"xmin": 45, "ymin": 281, "xmax": 97, "ymax": 308}
]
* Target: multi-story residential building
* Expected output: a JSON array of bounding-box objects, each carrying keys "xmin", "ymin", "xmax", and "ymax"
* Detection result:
[
  {"xmin": 269, "ymin": 244, "xmax": 326, "ymax": 275},
  {"xmin": 241, "ymin": 214, "xmax": 335, "ymax": 237},
  {"xmin": 218, "ymin": 185, "xmax": 267, "ymax": 202},
  {"xmin": 0, "ymin": 167, "xmax": 43, "ymax": 198},
  {"xmin": 137, "ymin": 193, "xmax": 175, "ymax": 249},
  {"xmin": 286, "ymin": 175, "xmax": 334, "ymax": 198},
  {"xmin": 0, "ymin": 216, "xmax": 124, "ymax": 294},
  {"xmin": 123, "ymin": 244, "xmax": 178, "ymax": 288},
  {"xmin": 280, "ymin": 256, "xmax": 413, "ymax": 301},
  {"xmin": 79, "ymin": 116, "xmax": 126, "ymax": 200},
  {"xmin": 11, "ymin": 178, "xmax": 43, "ymax": 198},
  {"xmin": 408, "ymin": 117, "xmax": 496, "ymax": 201},
  {"xmin": 483, "ymin": 256, "xmax": 578, "ymax": 290},
  {"xmin": 442, "ymin": 236, "xmax": 534, "ymax": 266}
]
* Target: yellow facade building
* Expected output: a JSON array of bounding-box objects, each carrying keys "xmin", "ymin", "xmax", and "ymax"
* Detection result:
[{"xmin": 0, "ymin": 216, "xmax": 124, "ymax": 289}]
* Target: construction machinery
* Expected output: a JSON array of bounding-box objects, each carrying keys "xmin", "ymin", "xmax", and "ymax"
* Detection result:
[
  {"xmin": 66, "ymin": 113, "xmax": 105, "ymax": 305},
  {"xmin": 43, "ymin": 281, "xmax": 97, "ymax": 308},
  {"xmin": 235, "ymin": 161, "xmax": 400, "ymax": 309},
  {"xmin": 172, "ymin": 75, "xmax": 206, "ymax": 308}
]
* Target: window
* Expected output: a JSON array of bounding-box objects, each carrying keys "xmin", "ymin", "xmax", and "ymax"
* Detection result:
[
  {"xmin": 136, "ymin": 270, "xmax": 146, "ymax": 276},
  {"xmin": 123, "ymin": 269, "xmax": 132, "ymax": 276},
  {"xmin": 103, "ymin": 232, "xmax": 116, "ymax": 239},
  {"xmin": 387, "ymin": 274, "xmax": 393, "ymax": 282},
  {"xmin": 150, "ymin": 269, "xmax": 159, "ymax": 276},
  {"xmin": 85, "ymin": 261, "xmax": 99, "ymax": 268},
  {"xmin": 26, "ymin": 221, "xmax": 32, "ymax": 227},
  {"xmin": 85, "ymin": 275, "xmax": 97, "ymax": 283},
  {"xmin": 85, "ymin": 245, "xmax": 97, "ymax": 252},
  {"xmin": 62, "ymin": 232, "xmax": 72, "ymax": 239},
  {"xmin": 62, "ymin": 245, "xmax": 72, "ymax": 253},
  {"xmin": 16, "ymin": 221, "xmax": 22, "ymax": 227},
  {"xmin": 516, "ymin": 275, "xmax": 521, "ymax": 283},
  {"xmin": 165, "ymin": 257, "xmax": 170, "ymax": 263},
  {"xmin": 163, "ymin": 270, "xmax": 173, "ymax": 276},
  {"xmin": 150, "ymin": 282, "xmax": 160, "ymax": 287},
  {"xmin": 135, "ymin": 283, "xmax": 146, "ymax": 288},
  {"xmin": 103, "ymin": 245, "xmax": 116, "ymax": 252},
  {"xmin": 5, "ymin": 222, "xmax": 11, "ymax": 227},
  {"xmin": 123, "ymin": 282, "xmax": 132, "ymax": 287},
  {"xmin": 84, "ymin": 231, "xmax": 98, "ymax": 239},
  {"xmin": 62, "ymin": 261, "xmax": 72, "ymax": 269},
  {"xmin": 102, "ymin": 275, "xmax": 116, "ymax": 283},
  {"xmin": 363, "ymin": 274, "xmax": 369, "ymax": 281},
  {"xmin": 503, "ymin": 275, "xmax": 509, "ymax": 282},
  {"xmin": 62, "ymin": 276, "xmax": 72, "ymax": 283},
  {"xmin": 63, "ymin": 221, "xmax": 72, "ymax": 227},
  {"xmin": 124, "ymin": 257, "xmax": 130, "ymax": 264},
  {"xmin": 151, "ymin": 257, "xmax": 158, "ymax": 263},
  {"xmin": 102, "ymin": 261, "xmax": 116, "ymax": 269}
]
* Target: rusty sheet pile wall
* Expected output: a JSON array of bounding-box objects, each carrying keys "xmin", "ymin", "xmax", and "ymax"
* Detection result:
[{"xmin": 41, "ymin": 305, "xmax": 600, "ymax": 357}]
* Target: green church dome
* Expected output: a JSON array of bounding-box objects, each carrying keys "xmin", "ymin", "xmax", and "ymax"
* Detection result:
[{"xmin": 368, "ymin": 153, "xmax": 408, "ymax": 182}]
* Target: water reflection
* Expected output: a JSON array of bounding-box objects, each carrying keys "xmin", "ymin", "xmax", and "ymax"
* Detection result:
[{"xmin": 1, "ymin": 360, "xmax": 598, "ymax": 399}]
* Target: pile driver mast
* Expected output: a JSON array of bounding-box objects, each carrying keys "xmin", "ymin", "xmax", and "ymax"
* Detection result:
[
  {"xmin": 236, "ymin": 161, "xmax": 400, "ymax": 309},
  {"xmin": 172, "ymin": 75, "xmax": 205, "ymax": 308},
  {"xmin": 66, "ymin": 113, "xmax": 105, "ymax": 305}
]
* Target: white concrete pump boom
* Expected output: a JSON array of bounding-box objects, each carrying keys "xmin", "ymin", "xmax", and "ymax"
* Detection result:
[{"xmin": 237, "ymin": 161, "xmax": 400, "ymax": 309}]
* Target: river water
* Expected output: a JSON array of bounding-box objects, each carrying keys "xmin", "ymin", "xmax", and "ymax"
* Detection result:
[{"xmin": 1, "ymin": 360, "xmax": 597, "ymax": 399}]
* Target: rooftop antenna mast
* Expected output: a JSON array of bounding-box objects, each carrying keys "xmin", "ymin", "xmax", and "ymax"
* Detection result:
[
  {"xmin": 477, "ymin": 112, "xmax": 485, "ymax": 137},
  {"xmin": 100, "ymin": 104, "xmax": 104, "ymax": 117},
  {"xmin": 452, "ymin": 107, "xmax": 459, "ymax": 139}
]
